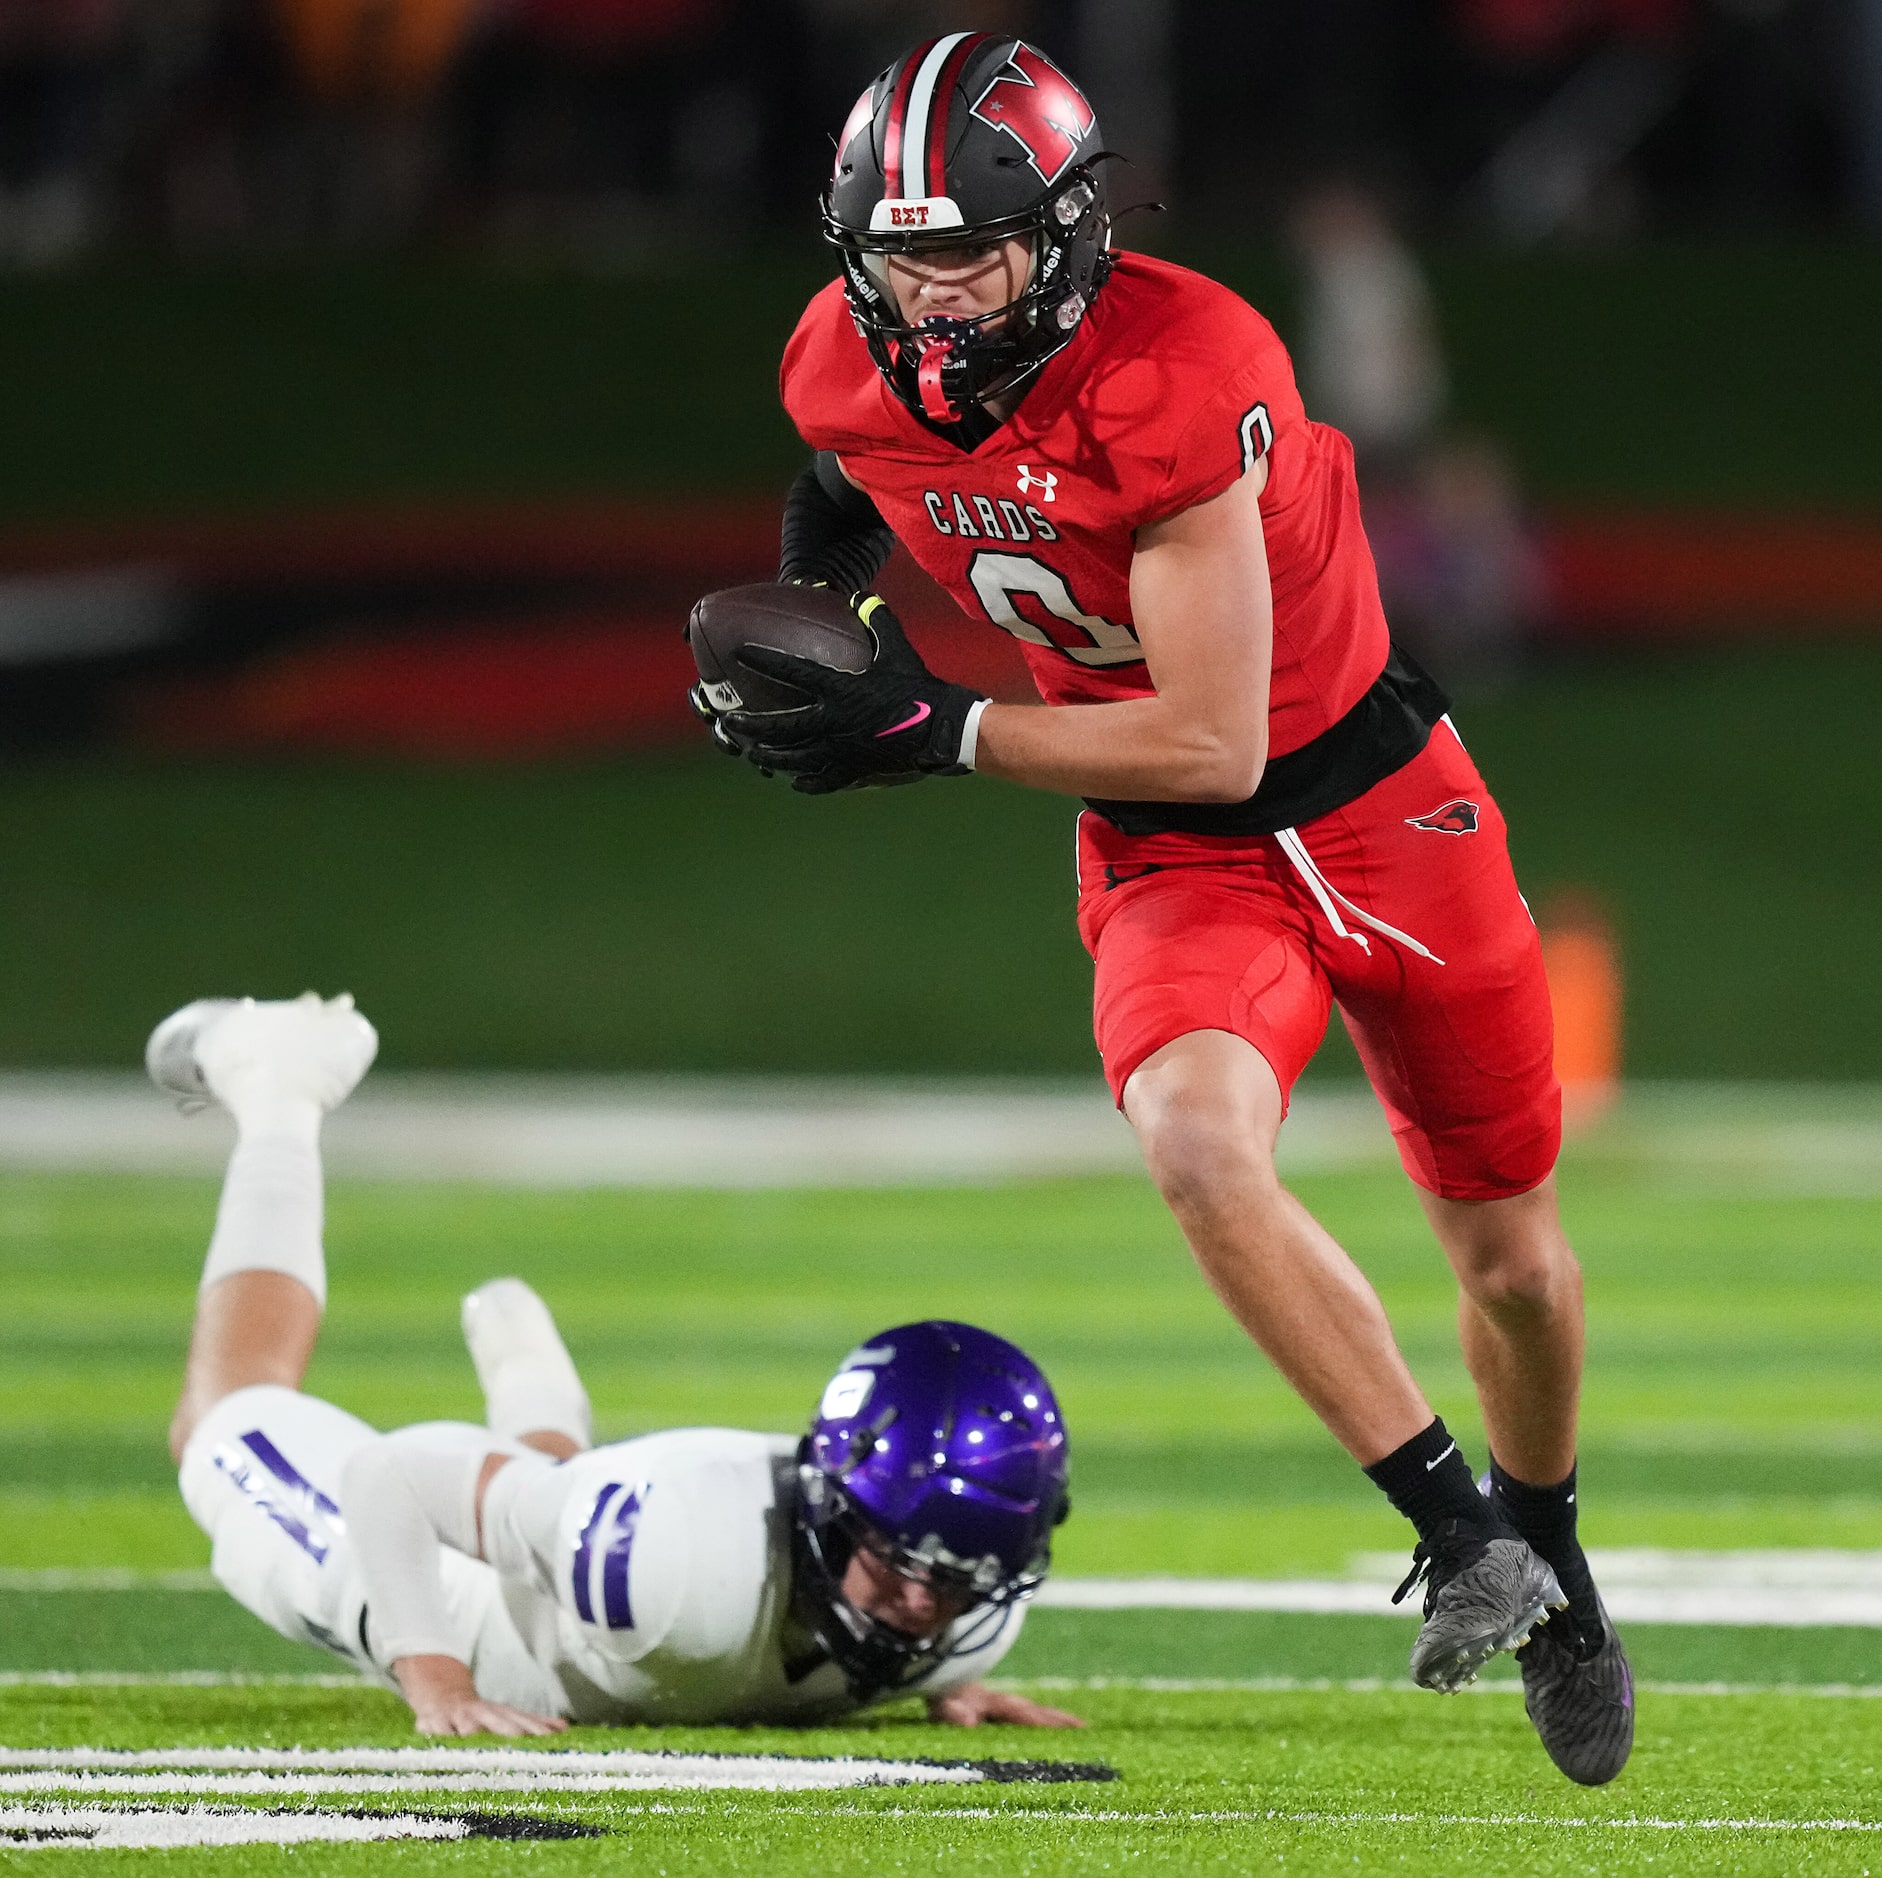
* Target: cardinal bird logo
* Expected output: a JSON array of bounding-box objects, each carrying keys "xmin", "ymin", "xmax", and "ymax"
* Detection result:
[
  {"xmin": 1407, "ymin": 800, "xmax": 1481, "ymax": 835},
  {"xmin": 969, "ymin": 46, "xmax": 1095, "ymax": 185}
]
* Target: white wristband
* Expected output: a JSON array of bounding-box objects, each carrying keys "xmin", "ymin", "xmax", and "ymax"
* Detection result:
[{"xmin": 958, "ymin": 697, "xmax": 992, "ymax": 771}]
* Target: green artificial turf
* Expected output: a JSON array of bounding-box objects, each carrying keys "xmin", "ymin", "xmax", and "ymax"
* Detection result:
[
  {"xmin": 5, "ymin": 1159, "xmax": 1882, "ymax": 1577},
  {"xmin": 4, "ymin": 642, "xmax": 1882, "ymax": 1080},
  {"xmin": 3, "ymin": 1683, "xmax": 1881, "ymax": 1874},
  {"xmin": 5, "ymin": 1161, "xmax": 1882, "ymax": 1869}
]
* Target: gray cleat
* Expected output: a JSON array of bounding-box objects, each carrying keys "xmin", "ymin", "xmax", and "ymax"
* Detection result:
[
  {"xmin": 145, "ymin": 998, "xmax": 243, "ymax": 1111},
  {"xmin": 1516, "ymin": 1593, "xmax": 1635, "ymax": 1785},
  {"xmin": 1395, "ymin": 1519, "xmax": 1565, "ymax": 1694}
]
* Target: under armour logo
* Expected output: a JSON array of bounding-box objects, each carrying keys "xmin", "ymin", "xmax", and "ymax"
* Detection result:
[{"xmin": 1016, "ymin": 464, "xmax": 1057, "ymax": 502}]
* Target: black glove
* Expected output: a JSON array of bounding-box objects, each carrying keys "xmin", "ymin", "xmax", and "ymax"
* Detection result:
[
  {"xmin": 687, "ymin": 677, "xmax": 772, "ymax": 772},
  {"xmin": 685, "ymin": 579, "xmax": 823, "ymax": 778},
  {"xmin": 723, "ymin": 593, "xmax": 985, "ymax": 793}
]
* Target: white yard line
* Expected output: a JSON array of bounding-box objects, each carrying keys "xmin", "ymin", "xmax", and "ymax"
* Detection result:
[
  {"xmin": 0, "ymin": 1746, "xmax": 985, "ymax": 1793},
  {"xmin": 669, "ymin": 1803, "xmax": 1882, "ymax": 1833},
  {"xmin": 16, "ymin": 1553, "xmax": 1882, "ymax": 1626},
  {"xmin": 0, "ymin": 1072, "xmax": 1165, "ymax": 1187},
  {"xmin": 0, "ymin": 1569, "xmax": 217, "ymax": 1592},
  {"xmin": 1352, "ymin": 1546, "xmax": 1882, "ymax": 1589},
  {"xmin": 0, "ymin": 1686, "xmax": 361, "ymax": 1701},
  {"xmin": 3, "ymin": 1075, "xmax": 1878, "ymax": 1189},
  {"xmin": 1005, "ymin": 1674, "xmax": 1882, "ymax": 1698},
  {"xmin": 0, "ymin": 1805, "xmax": 471, "ymax": 1849},
  {"xmin": 1035, "ymin": 1568, "xmax": 1882, "ymax": 1626},
  {"xmin": 0, "ymin": 1773, "xmax": 952, "ymax": 1795}
]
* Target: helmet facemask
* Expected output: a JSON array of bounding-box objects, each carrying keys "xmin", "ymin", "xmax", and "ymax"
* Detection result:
[
  {"xmin": 791, "ymin": 1453, "xmax": 1046, "ymax": 1701},
  {"xmin": 789, "ymin": 1318, "xmax": 1069, "ymax": 1702},
  {"xmin": 826, "ymin": 169, "xmax": 1110, "ymax": 424}
]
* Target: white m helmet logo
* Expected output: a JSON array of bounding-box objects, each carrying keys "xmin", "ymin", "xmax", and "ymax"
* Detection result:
[{"xmin": 1015, "ymin": 464, "xmax": 1058, "ymax": 502}]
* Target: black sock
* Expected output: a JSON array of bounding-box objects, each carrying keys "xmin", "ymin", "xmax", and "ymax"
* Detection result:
[
  {"xmin": 1363, "ymin": 1417, "xmax": 1497, "ymax": 1546},
  {"xmin": 1489, "ymin": 1456, "xmax": 1602, "ymax": 1639}
]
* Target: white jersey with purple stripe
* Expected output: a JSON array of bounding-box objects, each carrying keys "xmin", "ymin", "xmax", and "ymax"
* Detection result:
[
  {"xmin": 180, "ymin": 1397, "xmax": 1023, "ymax": 1725},
  {"xmin": 177, "ymin": 1385, "xmax": 564, "ymax": 1715},
  {"xmin": 475, "ymin": 1427, "xmax": 1025, "ymax": 1726}
]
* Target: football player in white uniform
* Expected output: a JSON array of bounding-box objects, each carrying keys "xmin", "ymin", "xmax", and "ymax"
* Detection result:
[{"xmin": 151, "ymin": 993, "xmax": 1082, "ymax": 1736}]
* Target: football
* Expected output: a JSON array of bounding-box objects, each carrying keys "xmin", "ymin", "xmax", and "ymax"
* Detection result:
[{"xmin": 686, "ymin": 583, "xmax": 873, "ymax": 715}]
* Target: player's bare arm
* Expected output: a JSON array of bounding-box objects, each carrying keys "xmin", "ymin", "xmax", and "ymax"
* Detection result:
[
  {"xmin": 819, "ymin": 238, "xmax": 1276, "ymax": 804},
  {"xmin": 718, "ymin": 464, "xmax": 1274, "ymax": 804},
  {"xmin": 970, "ymin": 459, "xmax": 1273, "ymax": 802}
]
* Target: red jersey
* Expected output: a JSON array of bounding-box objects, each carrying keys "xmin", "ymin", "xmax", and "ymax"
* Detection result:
[{"xmin": 779, "ymin": 252, "xmax": 1392, "ymax": 765}]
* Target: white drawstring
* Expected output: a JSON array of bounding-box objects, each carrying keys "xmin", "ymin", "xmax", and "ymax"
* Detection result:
[{"xmin": 1274, "ymin": 826, "xmax": 1446, "ymax": 966}]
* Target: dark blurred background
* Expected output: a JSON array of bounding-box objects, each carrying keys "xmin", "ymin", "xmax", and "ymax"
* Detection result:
[{"xmin": 2, "ymin": 0, "xmax": 1879, "ymax": 1083}]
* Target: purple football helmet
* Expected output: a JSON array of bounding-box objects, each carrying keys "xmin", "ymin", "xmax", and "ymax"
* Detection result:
[{"xmin": 793, "ymin": 1320, "xmax": 1069, "ymax": 1698}]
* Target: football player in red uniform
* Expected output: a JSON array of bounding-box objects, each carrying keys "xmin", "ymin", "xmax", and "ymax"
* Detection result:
[{"xmin": 692, "ymin": 33, "xmax": 1632, "ymax": 1785}]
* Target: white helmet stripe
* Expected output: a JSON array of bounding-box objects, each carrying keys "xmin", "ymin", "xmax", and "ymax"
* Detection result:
[{"xmin": 901, "ymin": 32, "xmax": 974, "ymax": 199}]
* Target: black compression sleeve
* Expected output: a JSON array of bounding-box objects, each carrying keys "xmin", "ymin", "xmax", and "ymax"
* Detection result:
[{"xmin": 779, "ymin": 451, "xmax": 896, "ymax": 591}]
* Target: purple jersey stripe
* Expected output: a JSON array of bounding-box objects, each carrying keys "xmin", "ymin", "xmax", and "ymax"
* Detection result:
[
  {"xmin": 240, "ymin": 1430, "xmax": 342, "ymax": 1517},
  {"xmin": 571, "ymin": 1483, "xmax": 623, "ymax": 1624},
  {"xmin": 598, "ymin": 1488, "xmax": 646, "ymax": 1631},
  {"xmin": 211, "ymin": 1431, "xmax": 343, "ymax": 1565}
]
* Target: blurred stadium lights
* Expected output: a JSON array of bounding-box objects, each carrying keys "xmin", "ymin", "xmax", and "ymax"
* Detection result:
[
  {"xmin": 0, "ymin": 2, "xmax": 1878, "ymax": 261},
  {"xmin": 1859, "ymin": 0, "xmax": 1882, "ymax": 228},
  {"xmin": 1468, "ymin": 38, "xmax": 1685, "ymax": 243}
]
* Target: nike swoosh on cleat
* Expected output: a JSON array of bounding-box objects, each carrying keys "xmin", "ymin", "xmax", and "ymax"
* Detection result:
[
  {"xmin": 877, "ymin": 701, "xmax": 932, "ymax": 737},
  {"xmin": 1425, "ymin": 1441, "xmax": 1459, "ymax": 1471}
]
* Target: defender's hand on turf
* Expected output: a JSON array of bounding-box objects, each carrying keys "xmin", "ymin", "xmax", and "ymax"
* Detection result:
[
  {"xmin": 926, "ymin": 1682, "xmax": 1086, "ymax": 1729},
  {"xmin": 726, "ymin": 593, "xmax": 985, "ymax": 790},
  {"xmin": 394, "ymin": 1653, "xmax": 568, "ymax": 1738}
]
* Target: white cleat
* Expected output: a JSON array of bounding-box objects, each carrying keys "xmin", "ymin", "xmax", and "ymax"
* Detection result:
[
  {"xmin": 145, "ymin": 999, "xmax": 242, "ymax": 1112},
  {"xmin": 462, "ymin": 1277, "xmax": 593, "ymax": 1450},
  {"xmin": 145, "ymin": 992, "xmax": 379, "ymax": 1117}
]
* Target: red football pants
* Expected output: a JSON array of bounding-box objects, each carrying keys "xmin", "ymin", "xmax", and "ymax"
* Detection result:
[{"xmin": 1075, "ymin": 721, "xmax": 1560, "ymax": 1202}]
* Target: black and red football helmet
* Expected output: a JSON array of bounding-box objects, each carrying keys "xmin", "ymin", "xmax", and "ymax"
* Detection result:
[{"xmin": 823, "ymin": 35, "xmax": 1112, "ymax": 425}]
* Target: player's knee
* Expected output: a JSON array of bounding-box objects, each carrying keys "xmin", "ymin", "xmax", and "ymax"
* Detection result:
[
  {"xmin": 1129, "ymin": 1088, "xmax": 1278, "ymax": 1216},
  {"xmin": 1430, "ymin": 1182, "xmax": 1580, "ymax": 1318},
  {"xmin": 1459, "ymin": 1234, "xmax": 1577, "ymax": 1318}
]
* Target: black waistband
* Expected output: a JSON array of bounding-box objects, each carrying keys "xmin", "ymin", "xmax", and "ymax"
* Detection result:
[{"xmin": 1083, "ymin": 644, "xmax": 1452, "ymax": 838}]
